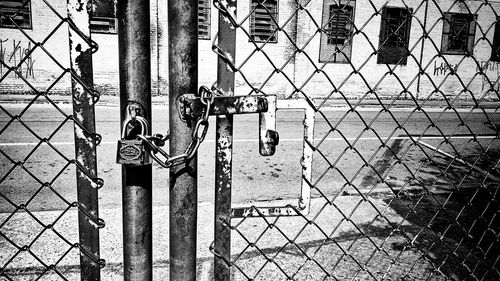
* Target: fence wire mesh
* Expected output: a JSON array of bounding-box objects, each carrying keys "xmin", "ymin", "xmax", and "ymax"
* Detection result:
[
  {"xmin": 211, "ymin": 0, "xmax": 500, "ymax": 280},
  {"xmin": 0, "ymin": 0, "xmax": 104, "ymax": 280}
]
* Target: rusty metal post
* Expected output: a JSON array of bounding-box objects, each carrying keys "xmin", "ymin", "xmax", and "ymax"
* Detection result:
[
  {"xmin": 214, "ymin": 0, "xmax": 237, "ymax": 280},
  {"xmin": 168, "ymin": 0, "xmax": 198, "ymax": 279},
  {"xmin": 67, "ymin": 1, "xmax": 103, "ymax": 280},
  {"xmin": 117, "ymin": 1, "xmax": 153, "ymax": 280}
]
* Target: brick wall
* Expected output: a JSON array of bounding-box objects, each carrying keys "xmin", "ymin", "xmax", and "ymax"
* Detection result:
[
  {"xmin": 294, "ymin": 0, "xmax": 500, "ymax": 101},
  {"xmin": 1, "ymin": 0, "xmax": 499, "ymax": 102}
]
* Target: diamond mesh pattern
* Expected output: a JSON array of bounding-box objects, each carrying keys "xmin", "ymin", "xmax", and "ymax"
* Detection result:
[
  {"xmin": 211, "ymin": 0, "xmax": 500, "ymax": 280},
  {"xmin": 0, "ymin": 0, "xmax": 104, "ymax": 279}
]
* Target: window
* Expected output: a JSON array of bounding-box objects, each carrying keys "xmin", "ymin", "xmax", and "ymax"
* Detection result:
[
  {"xmin": 490, "ymin": 18, "xmax": 500, "ymax": 61},
  {"xmin": 319, "ymin": 0, "xmax": 355, "ymax": 63},
  {"xmin": 90, "ymin": 0, "xmax": 116, "ymax": 34},
  {"xmin": 198, "ymin": 0, "xmax": 211, "ymax": 39},
  {"xmin": 377, "ymin": 6, "xmax": 412, "ymax": 65},
  {"xmin": 250, "ymin": 0, "xmax": 278, "ymax": 43},
  {"xmin": 0, "ymin": 0, "xmax": 32, "ymax": 29},
  {"xmin": 441, "ymin": 13, "xmax": 476, "ymax": 55}
]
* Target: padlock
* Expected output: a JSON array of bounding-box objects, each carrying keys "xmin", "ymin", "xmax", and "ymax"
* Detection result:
[{"xmin": 116, "ymin": 117, "xmax": 151, "ymax": 165}]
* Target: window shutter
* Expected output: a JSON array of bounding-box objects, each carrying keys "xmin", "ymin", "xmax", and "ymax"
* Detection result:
[
  {"xmin": 90, "ymin": 0, "xmax": 116, "ymax": 33},
  {"xmin": 250, "ymin": 0, "xmax": 278, "ymax": 43},
  {"xmin": 0, "ymin": 0, "xmax": 32, "ymax": 29},
  {"xmin": 467, "ymin": 17, "xmax": 476, "ymax": 54},
  {"xmin": 443, "ymin": 13, "xmax": 452, "ymax": 34},
  {"xmin": 319, "ymin": 0, "xmax": 356, "ymax": 63},
  {"xmin": 90, "ymin": 17, "xmax": 117, "ymax": 33},
  {"xmin": 441, "ymin": 14, "xmax": 451, "ymax": 52},
  {"xmin": 326, "ymin": 5, "xmax": 353, "ymax": 45},
  {"xmin": 377, "ymin": 6, "xmax": 412, "ymax": 65},
  {"xmin": 198, "ymin": 0, "xmax": 211, "ymax": 39},
  {"xmin": 441, "ymin": 13, "xmax": 476, "ymax": 54}
]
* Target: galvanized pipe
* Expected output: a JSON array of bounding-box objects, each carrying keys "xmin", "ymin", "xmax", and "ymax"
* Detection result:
[
  {"xmin": 67, "ymin": 1, "xmax": 101, "ymax": 279},
  {"xmin": 117, "ymin": 1, "xmax": 153, "ymax": 280},
  {"xmin": 168, "ymin": 0, "xmax": 198, "ymax": 279},
  {"xmin": 214, "ymin": 0, "xmax": 237, "ymax": 280}
]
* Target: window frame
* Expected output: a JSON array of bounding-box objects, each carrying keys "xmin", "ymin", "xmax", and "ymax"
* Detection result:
[
  {"xmin": 440, "ymin": 12, "xmax": 477, "ymax": 55},
  {"xmin": 0, "ymin": 0, "xmax": 33, "ymax": 29},
  {"xmin": 318, "ymin": 0, "xmax": 356, "ymax": 63},
  {"xmin": 377, "ymin": 6, "xmax": 413, "ymax": 65},
  {"xmin": 198, "ymin": 0, "xmax": 211, "ymax": 40},
  {"xmin": 249, "ymin": 0, "xmax": 279, "ymax": 43}
]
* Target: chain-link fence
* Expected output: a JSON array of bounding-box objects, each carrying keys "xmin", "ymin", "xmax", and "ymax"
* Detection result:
[
  {"xmin": 0, "ymin": 0, "xmax": 104, "ymax": 280},
  {"xmin": 2, "ymin": 0, "xmax": 499, "ymax": 280},
  {"xmin": 210, "ymin": 0, "xmax": 500, "ymax": 280}
]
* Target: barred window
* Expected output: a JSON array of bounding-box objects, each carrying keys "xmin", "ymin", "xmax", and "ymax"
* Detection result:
[
  {"xmin": 90, "ymin": 0, "xmax": 116, "ymax": 34},
  {"xmin": 250, "ymin": 0, "xmax": 278, "ymax": 43},
  {"xmin": 198, "ymin": 0, "xmax": 211, "ymax": 39},
  {"xmin": 326, "ymin": 5, "xmax": 353, "ymax": 45},
  {"xmin": 319, "ymin": 0, "xmax": 355, "ymax": 63},
  {"xmin": 377, "ymin": 6, "xmax": 412, "ymax": 65},
  {"xmin": 0, "ymin": 0, "xmax": 32, "ymax": 29},
  {"xmin": 441, "ymin": 13, "xmax": 476, "ymax": 55},
  {"xmin": 490, "ymin": 18, "xmax": 500, "ymax": 62}
]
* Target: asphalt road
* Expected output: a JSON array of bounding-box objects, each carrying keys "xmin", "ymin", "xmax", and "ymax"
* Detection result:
[
  {"xmin": 1, "ymin": 102, "xmax": 500, "ymax": 280},
  {"xmin": 1, "ymin": 103, "xmax": 499, "ymax": 212}
]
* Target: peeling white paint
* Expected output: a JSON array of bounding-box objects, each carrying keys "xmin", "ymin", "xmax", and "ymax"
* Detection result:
[
  {"xmin": 77, "ymin": 152, "xmax": 87, "ymax": 166},
  {"xmin": 86, "ymin": 217, "xmax": 100, "ymax": 229},
  {"xmin": 90, "ymin": 178, "xmax": 99, "ymax": 189},
  {"xmin": 75, "ymin": 111, "xmax": 84, "ymax": 122},
  {"xmin": 225, "ymin": 51, "xmax": 234, "ymax": 72},
  {"xmin": 75, "ymin": 125, "xmax": 87, "ymax": 140},
  {"xmin": 68, "ymin": 0, "xmax": 91, "ymax": 34},
  {"xmin": 220, "ymin": 0, "xmax": 237, "ymax": 28}
]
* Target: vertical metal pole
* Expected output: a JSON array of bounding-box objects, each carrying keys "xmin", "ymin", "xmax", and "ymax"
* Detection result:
[
  {"xmin": 67, "ymin": 1, "xmax": 101, "ymax": 280},
  {"xmin": 168, "ymin": 0, "xmax": 198, "ymax": 279},
  {"xmin": 117, "ymin": 1, "xmax": 153, "ymax": 280},
  {"xmin": 416, "ymin": 0, "xmax": 429, "ymax": 97},
  {"xmin": 214, "ymin": 0, "xmax": 237, "ymax": 280}
]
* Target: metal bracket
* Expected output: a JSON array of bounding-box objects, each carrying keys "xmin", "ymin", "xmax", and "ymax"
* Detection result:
[
  {"xmin": 126, "ymin": 103, "xmax": 145, "ymax": 120},
  {"xmin": 180, "ymin": 94, "xmax": 279, "ymax": 156}
]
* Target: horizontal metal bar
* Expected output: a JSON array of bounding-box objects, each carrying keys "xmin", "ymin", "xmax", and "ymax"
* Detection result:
[
  {"xmin": 212, "ymin": 96, "xmax": 268, "ymax": 115},
  {"xmin": 232, "ymin": 205, "xmax": 298, "ymax": 217},
  {"xmin": 417, "ymin": 139, "xmax": 500, "ymax": 182},
  {"xmin": 183, "ymin": 95, "xmax": 271, "ymax": 118}
]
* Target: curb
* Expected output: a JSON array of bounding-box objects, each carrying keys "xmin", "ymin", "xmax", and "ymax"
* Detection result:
[{"xmin": 1, "ymin": 94, "xmax": 498, "ymax": 109}]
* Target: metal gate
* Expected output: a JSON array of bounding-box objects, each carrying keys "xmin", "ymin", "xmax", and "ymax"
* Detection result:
[
  {"xmin": 0, "ymin": 1, "xmax": 104, "ymax": 280},
  {"xmin": 208, "ymin": 0, "xmax": 500, "ymax": 280},
  {"xmin": 1, "ymin": 0, "xmax": 500, "ymax": 280}
]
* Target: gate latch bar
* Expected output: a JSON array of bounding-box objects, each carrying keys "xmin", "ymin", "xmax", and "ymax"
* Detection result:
[{"xmin": 179, "ymin": 94, "xmax": 279, "ymax": 156}]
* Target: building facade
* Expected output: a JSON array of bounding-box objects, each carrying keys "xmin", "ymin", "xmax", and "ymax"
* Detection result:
[{"xmin": 1, "ymin": 0, "xmax": 499, "ymax": 101}]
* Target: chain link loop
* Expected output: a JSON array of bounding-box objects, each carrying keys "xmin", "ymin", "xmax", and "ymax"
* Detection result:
[{"xmin": 136, "ymin": 86, "xmax": 215, "ymax": 168}]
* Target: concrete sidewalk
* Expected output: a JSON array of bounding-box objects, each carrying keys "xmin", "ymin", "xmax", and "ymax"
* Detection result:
[{"xmin": 0, "ymin": 195, "xmax": 459, "ymax": 280}]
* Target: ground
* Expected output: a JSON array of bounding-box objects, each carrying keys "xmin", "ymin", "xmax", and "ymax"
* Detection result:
[{"xmin": 0, "ymin": 101, "xmax": 499, "ymax": 280}]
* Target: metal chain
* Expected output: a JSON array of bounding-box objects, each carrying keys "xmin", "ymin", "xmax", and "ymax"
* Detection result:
[{"xmin": 137, "ymin": 86, "xmax": 215, "ymax": 168}]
